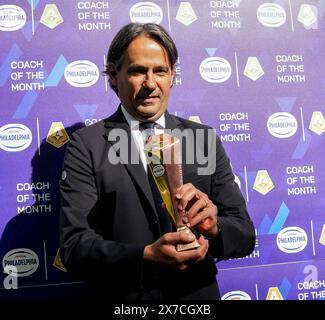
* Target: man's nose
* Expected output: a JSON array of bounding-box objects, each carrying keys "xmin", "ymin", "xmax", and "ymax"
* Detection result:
[{"xmin": 142, "ymin": 73, "xmax": 157, "ymax": 90}]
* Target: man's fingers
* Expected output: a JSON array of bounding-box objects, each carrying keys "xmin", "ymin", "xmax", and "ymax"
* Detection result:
[
  {"xmin": 175, "ymin": 183, "xmax": 194, "ymax": 198},
  {"xmin": 162, "ymin": 231, "xmax": 196, "ymax": 245},
  {"xmin": 154, "ymin": 232, "xmax": 208, "ymax": 270},
  {"xmin": 189, "ymin": 210, "xmax": 213, "ymax": 227},
  {"xmin": 177, "ymin": 190, "xmax": 197, "ymax": 211},
  {"xmin": 187, "ymin": 197, "xmax": 210, "ymax": 220},
  {"xmin": 187, "ymin": 236, "xmax": 209, "ymax": 264}
]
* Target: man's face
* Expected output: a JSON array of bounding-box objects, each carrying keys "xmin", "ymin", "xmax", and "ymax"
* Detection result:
[{"xmin": 109, "ymin": 35, "xmax": 175, "ymax": 122}]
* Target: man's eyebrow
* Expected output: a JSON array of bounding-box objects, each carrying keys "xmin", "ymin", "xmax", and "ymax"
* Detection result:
[
  {"xmin": 127, "ymin": 64, "xmax": 148, "ymax": 72},
  {"xmin": 154, "ymin": 65, "xmax": 170, "ymax": 72},
  {"xmin": 127, "ymin": 64, "xmax": 170, "ymax": 72}
]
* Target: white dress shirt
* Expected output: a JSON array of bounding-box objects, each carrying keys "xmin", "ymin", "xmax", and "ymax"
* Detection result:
[{"xmin": 121, "ymin": 105, "xmax": 165, "ymax": 173}]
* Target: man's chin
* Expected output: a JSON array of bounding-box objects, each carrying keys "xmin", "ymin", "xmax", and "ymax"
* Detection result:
[
  {"xmin": 136, "ymin": 106, "xmax": 162, "ymax": 121},
  {"xmin": 138, "ymin": 113, "xmax": 159, "ymax": 122}
]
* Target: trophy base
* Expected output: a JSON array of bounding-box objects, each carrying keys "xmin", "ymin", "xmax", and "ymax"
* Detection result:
[{"xmin": 176, "ymin": 226, "xmax": 200, "ymax": 252}]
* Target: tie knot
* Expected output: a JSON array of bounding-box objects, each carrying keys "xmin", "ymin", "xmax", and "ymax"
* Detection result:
[
  {"xmin": 140, "ymin": 122, "xmax": 156, "ymax": 143},
  {"xmin": 140, "ymin": 122, "xmax": 156, "ymax": 130}
]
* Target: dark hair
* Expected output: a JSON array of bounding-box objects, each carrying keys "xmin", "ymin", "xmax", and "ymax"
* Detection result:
[{"xmin": 104, "ymin": 23, "xmax": 178, "ymax": 94}]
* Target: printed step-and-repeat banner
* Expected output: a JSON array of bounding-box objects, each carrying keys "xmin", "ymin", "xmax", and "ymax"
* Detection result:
[{"xmin": 1, "ymin": 0, "xmax": 325, "ymax": 300}]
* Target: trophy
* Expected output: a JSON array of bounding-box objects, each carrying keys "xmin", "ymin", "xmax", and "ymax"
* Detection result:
[{"xmin": 144, "ymin": 133, "xmax": 200, "ymax": 251}]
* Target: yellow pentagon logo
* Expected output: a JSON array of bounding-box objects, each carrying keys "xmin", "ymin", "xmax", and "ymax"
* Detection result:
[
  {"xmin": 243, "ymin": 57, "xmax": 264, "ymax": 81},
  {"xmin": 309, "ymin": 111, "xmax": 325, "ymax": 135},
  {"xmin": 53, "ymin": 248, "xmax": 67, "ymax": 272},
  {"xmin": 46, "ymin": 122, "xmax": 69, "ymax": 148},
  {"xmin": 40, "ymin": 4, "xmax": 64, "ymax": 29},
  {"xmin": 319, "ymin": 224, "xmax": 325, "ymax": 246},
  {"xmin": 253, "ymin": 170, "xmax": 274, "ymax": 195},
  {"xmin": 266, "ymin": 287, "xmax": 284, "ymax": 300},
  {"xmin": 176, "ymin": 2, "xmax": 198, "ymax": 26}
]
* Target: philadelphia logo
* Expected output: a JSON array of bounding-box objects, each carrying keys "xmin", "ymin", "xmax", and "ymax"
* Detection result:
[
  {"xmin": 222, "ymin": 291, "xmax": 251, "ymax": 300},
  {"xmin": 257, "ymin": 3, "xmax": 286, "ymax": 27},
  {"xmin": 0, "ymin": 5, "xmax": 26, "ymax": 31},
  {"xmin": 2, "ymin": 248, "xmax": 39, "ymax": 277},
  {"xmin": 199, "ymin": 57, "xmax": 232, "ymax": 83},
  {"xmin": 129, "ymin": 2, "xmax": 163, "ymax": 24},
  {"xmin": 64, "ymin": 60, "xmax": 99, "ymax": 88},
  {"xmin": 0, "ymin": 124, "xmax": 32, "ymax": 152},
  {"xmin": 276, "ymin": 226, "xmax": 308, "ymax": 253},
  {"xmin": 267, "ymin": 112, "xmax": 297, "ymax": 138}
]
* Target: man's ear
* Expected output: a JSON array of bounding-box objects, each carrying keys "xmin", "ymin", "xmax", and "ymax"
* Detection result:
[{"xmin": 108, "ymin": 63, "xmax": 117, "ymax": 86}]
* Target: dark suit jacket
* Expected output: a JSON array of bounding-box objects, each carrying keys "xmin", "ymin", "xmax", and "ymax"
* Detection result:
[{"xmin": 60, "ymin": 107, "xmax": 255, "ymax": 300}]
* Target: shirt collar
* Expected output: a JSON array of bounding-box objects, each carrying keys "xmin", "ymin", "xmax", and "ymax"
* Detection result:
[{"xmin": 121, "ymin": 105, "xmax": 165, "ymax": 130}]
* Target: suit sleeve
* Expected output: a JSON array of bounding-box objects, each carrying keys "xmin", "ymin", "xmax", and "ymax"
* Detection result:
[
  {"xmin": 207, "ymin": 134, "xmax": 256, "ymax": 259},
  {"xmin": 59, "ymin": 131, "xmax": 145, "ymax": 290}
]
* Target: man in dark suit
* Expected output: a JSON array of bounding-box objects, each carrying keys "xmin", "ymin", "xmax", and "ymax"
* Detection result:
[{"xmin": 60, "ymin": 23, "xmax": 255, "ymax": 300}]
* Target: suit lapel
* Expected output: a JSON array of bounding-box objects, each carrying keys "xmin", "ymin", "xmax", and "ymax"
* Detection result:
[
  {"xmin": 103, "ymin": 108, "xmax": 194, "ymax": 220},
  {"xmin": 103, "ymin": 107, "xmax": 158, "ymax": 217}
]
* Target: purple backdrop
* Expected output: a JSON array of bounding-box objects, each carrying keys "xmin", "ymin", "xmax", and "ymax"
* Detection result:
[{"xmin": 1, "ymin": 0, "xmax": 325, "ymax": 300}]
